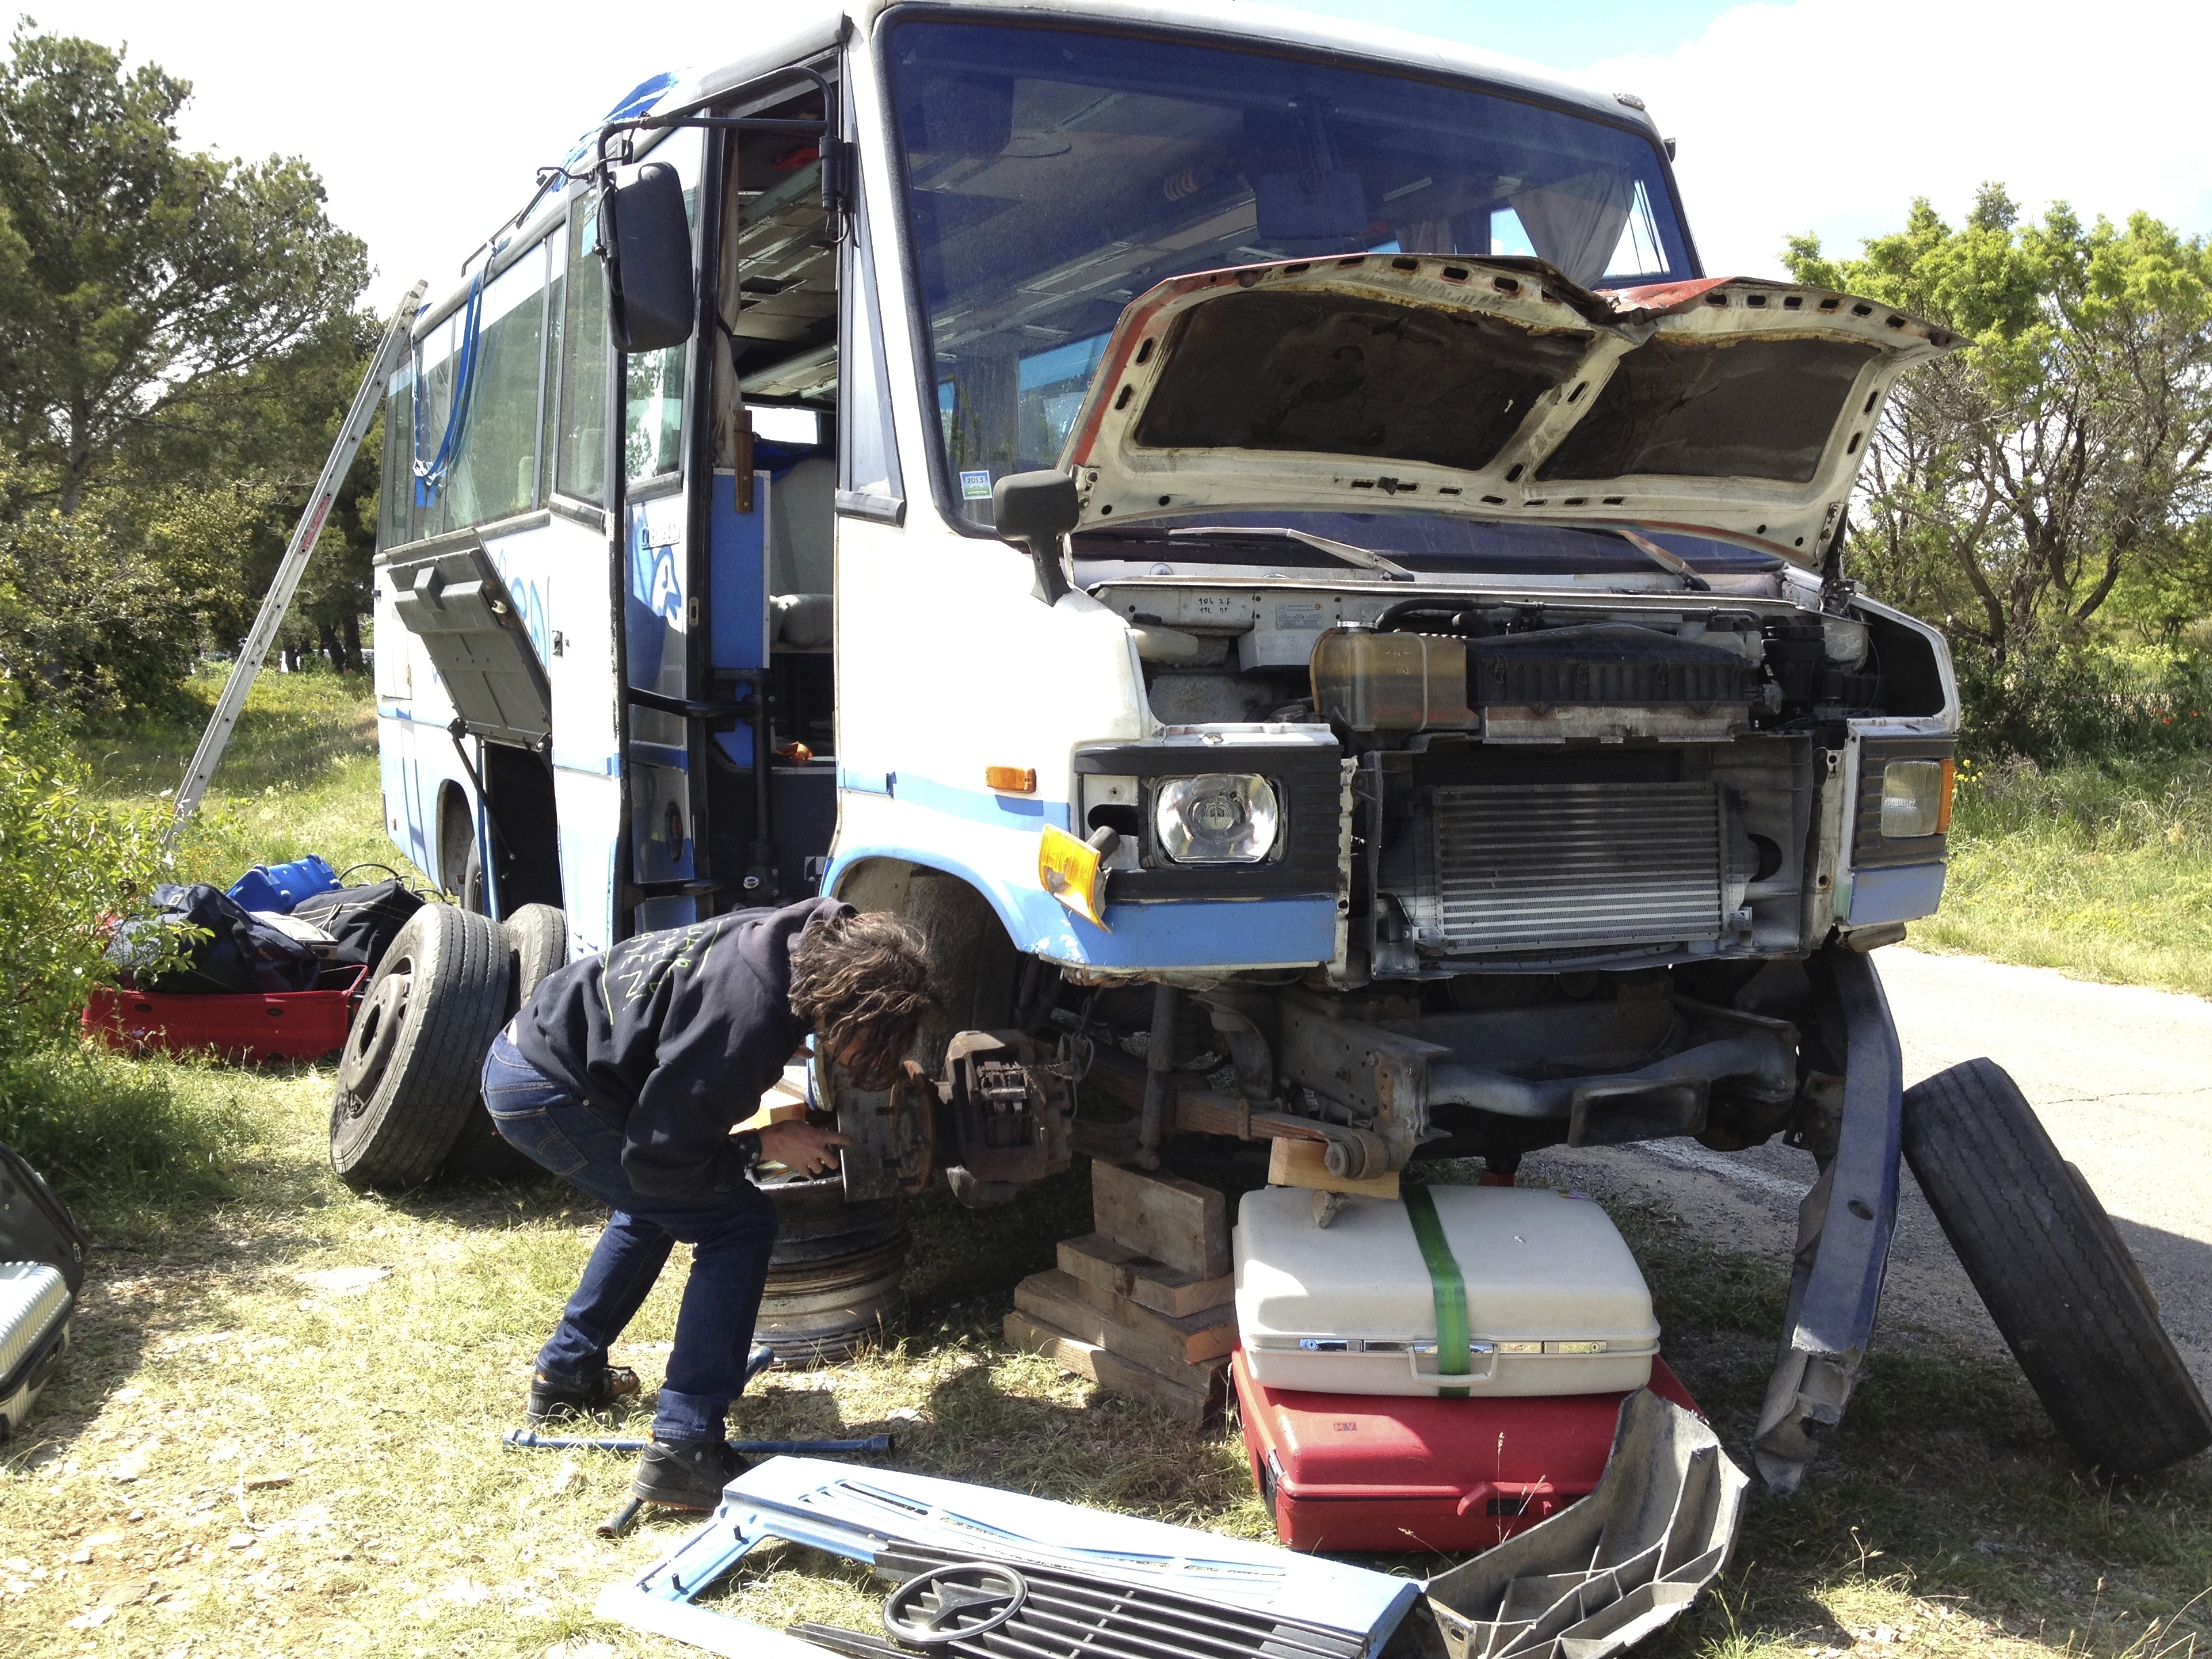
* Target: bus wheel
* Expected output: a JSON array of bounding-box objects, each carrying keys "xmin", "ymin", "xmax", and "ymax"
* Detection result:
[
  {"xmin": 441, "ymin": 906, "xmax": 569, "ymax": 1182},
  {"xmin": 1903, "ymin": 1058, "xmax": 2212, "ymax": 1476},
  {"xmin": 329, "ymin": 904, "xmax": 508, "ymax": 1191}
]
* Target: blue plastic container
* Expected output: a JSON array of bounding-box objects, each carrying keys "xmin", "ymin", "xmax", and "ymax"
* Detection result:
[{"xmin": 226, "ymin": 855, "xmax": 342, "ymax": 915}]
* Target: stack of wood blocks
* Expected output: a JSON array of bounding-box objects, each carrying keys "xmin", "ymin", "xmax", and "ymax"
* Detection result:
[{"xmin": 1004, "ymin": 1161, "xmax": 1236, "ymax": 1425}]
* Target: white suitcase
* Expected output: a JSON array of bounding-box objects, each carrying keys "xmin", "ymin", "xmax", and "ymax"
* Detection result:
[{"xmin": 1233, "ymin": 1185, "xmax": 1660, "ymax": 1397}]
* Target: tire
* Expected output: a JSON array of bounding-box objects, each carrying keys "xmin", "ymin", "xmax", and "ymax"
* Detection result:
[
  {"xmin": 505, "ymin": 904, "xmax": 569, "ymax": 1000},
  {"xmin": 329, "ymin": 904, "xmax": 510, "ymax": 1191},
  {"xmin": 440, "ymin": 905, "xmax": 570, "ymax": 1183},
  {"xmin": 1902, "ymin": 1057, "xmax": 2212, "ymax": 1477}
]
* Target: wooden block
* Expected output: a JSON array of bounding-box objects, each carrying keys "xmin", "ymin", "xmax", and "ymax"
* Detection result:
[
  {"xmin": 1012, "ymin": 1269, "xmax": 1233, "ymax": 1378},
  {"xmin": 1004, "ymin": 1310, "xmax": 1225, "ymax": 1429},
  {"xmin": 1064, "ymin": 1271, "xmax": 1237, "ymax": 1364},
  {"xmin": 1091, "ymin": 1160, "xmax": 1229, "ymax": 1278},
  {"xmin": 1267, "ymin": 1136, "xmax": 1401, "ymax": 1199},
  {"xmin": 1057, "ymin": 1233, "xmax": 1233, "ymax": 1317}
]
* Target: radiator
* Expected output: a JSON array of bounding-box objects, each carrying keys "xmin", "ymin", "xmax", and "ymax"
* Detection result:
[{"xmin": 1420, "ymin": 781, "xmax": 1727, "ymax": 954}]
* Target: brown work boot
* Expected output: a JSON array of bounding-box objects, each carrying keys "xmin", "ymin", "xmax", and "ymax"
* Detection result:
[{"xmin": 524, "ymin": 1364, "xmax": 641, "ymax": 1424}]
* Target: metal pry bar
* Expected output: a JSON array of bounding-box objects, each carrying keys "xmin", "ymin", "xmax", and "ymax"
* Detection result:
[{"xmin": 506, "ymin": 1430, "xmax": 895, "ymax": 1455}]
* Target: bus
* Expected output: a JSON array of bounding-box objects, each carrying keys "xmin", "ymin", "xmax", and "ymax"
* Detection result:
[{"xmin": 340, "ymin": 0, "xmax": 2208, "ymax": 1492}]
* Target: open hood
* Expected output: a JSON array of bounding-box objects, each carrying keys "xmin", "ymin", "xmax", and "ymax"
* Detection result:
[{"xmin": 1059, "ymin": 255, "xmax": 1956, "ymax": 566}]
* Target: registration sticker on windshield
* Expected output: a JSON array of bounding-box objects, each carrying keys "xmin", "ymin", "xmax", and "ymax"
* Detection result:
[
  {"xmin": 1275, "ymin": 601, "xmax": 1328, "ymax": 630},
  {"xmin": 960, "ymin": 469, "xmax": 993, "ymax": 501}
]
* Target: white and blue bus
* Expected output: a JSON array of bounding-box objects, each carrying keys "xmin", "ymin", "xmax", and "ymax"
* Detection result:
[{"xmin": 344, "ymin": 0, "xmax": 2201, "ymax": 1490}]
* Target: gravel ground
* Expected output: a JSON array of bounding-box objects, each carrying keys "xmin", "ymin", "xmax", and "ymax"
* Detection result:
[{"xmin": 1527, "ymin": 945, "xmax": 2212, "ymax": 1394}]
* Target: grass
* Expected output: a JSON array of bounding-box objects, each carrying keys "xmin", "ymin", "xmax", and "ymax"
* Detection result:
[
  {"xmin": 1915, "ymin": 754, "xmax": 2212, "ymax": 1000},
  {"xmin": 3, "ymin": 668, "xmax": 2207, "ymax": 1657},
  {"xmin": 83, "ymin": 661, "xmax": 419, "ymax": 894}
]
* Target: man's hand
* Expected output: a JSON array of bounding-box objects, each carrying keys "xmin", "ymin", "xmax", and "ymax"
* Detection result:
[{"xmin": 755, "ymin": 1120, "xmax": 853, "ymax": 1177}]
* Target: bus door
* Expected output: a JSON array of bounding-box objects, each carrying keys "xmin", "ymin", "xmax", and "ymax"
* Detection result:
[{"xmin": 697, "ymin": 70, "xmax": 846, "ymax": 909}]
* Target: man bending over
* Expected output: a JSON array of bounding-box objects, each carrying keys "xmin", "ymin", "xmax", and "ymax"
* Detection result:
[{"xmin": 482, "ymin": 898, "xmax": 937, "ymax": 1511}]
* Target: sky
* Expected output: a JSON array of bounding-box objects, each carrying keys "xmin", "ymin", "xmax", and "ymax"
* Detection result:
[{"xmin": 22, "ymin": 0, "xmax": 2212, "ymax": 310}]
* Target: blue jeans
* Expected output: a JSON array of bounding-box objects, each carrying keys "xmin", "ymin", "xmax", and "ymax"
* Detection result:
[{"xmin": 480, "ymin": 1029, "xmax": 779, "ymax": 1443}]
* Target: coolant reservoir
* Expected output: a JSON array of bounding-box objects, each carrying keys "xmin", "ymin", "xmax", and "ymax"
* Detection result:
[{"xmin": 1311, "ymin": 628, "xmax": 1473, "ymax": 732}]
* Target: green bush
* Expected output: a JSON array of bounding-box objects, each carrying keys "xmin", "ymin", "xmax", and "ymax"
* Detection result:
[
  {"xmin": 1954, "ymin": 636, "xmax": 2211, "ymax": 763},
  {"xmin": 0, "ymin": 500, "xmax": 203, "ymax": 719},
  {"xmin": 0, "ymin": 699, "xmax": 171, "ymax": 1054}
]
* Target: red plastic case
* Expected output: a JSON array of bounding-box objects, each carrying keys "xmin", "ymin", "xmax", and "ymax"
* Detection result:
[
  {"xmin": 83, "ymin": 968, "xmax": 367, "ymax": 1063},
  {"xmin": 1231, "ymin": 1345, "xmax": 1700, "ymax": 1554}
]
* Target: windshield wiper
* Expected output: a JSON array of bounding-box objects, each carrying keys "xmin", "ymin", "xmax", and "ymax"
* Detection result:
[{"xmin": 1167, "ymin": 525, "xmax": 1415, "ymax": 582}]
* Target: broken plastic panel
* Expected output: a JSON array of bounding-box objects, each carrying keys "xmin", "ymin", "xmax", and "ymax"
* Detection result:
[{"xmin": 1421, "ymin": 1391, "xmax": 1748, "ymax": 1659}]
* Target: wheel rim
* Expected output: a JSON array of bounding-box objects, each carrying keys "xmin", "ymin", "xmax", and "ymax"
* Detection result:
[{"xmin": 337, "ymin": 958, "xmax": 413, "ymax": 1112}]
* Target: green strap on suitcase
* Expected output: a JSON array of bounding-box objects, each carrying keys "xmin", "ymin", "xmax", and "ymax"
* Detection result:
[{"xmin": 1403, "ymin": 1185, "xmax": 1473, "ymax": 1398}]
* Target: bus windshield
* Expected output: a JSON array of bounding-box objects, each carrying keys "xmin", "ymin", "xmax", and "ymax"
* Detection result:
[{"xmin": 884, "ymin": 16, "xmax": 1694, "ymax": 530}]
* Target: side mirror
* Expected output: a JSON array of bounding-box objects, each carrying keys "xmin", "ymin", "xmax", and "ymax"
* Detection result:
[
  {"xmin": 600, "ymin": 162, "xmax": 695, "ymax": 354},
  {"xmin": 991, "ymin": 470, "xmax": 1080, "ymax": 603}
]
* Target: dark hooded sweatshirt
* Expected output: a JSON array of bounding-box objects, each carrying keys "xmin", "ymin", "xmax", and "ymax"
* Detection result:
[{"xmin": 511, "ymin": 896, "xmax": 848, "ymax": 1197}]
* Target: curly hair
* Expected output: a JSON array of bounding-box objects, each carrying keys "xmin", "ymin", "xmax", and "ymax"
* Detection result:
[{"xmin": 788, "ymin": 909, "xmax": 943, "ymax": 1090}]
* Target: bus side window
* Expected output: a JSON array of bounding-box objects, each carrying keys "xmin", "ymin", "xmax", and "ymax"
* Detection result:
[
  {"xmin": 556, "ymin": 199, "xmax": 610, "ymax": 506},
  {"xmin": 839, "ymin": 185, "xmax": 903, "ymax": 516},
  {"xmin": 443, "ymin": 243, "xmax": 548, "ymax": 527},
  {"xmin": 379, "ymin": 356, "xmax": 415, "ymax": 552},
  {"xmin": 625, "ymin": 129, "xmax": 705, "ymax": 485}
]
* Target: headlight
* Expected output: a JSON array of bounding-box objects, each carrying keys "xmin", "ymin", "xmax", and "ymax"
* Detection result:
[
  {"xmin": 1880, "ymin": 759, "xmax": 1953, "ymax": 838},
  {"xmin": 1154, "ymin": 774, "xmax": 1280, "ymax": 863}
]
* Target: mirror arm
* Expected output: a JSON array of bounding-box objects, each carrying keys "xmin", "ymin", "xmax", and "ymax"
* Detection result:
[{"xmin": 1025, "ymin": 535, "xmax": 1073, "ymax": 605}]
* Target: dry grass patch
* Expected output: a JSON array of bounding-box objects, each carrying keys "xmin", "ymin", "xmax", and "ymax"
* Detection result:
[{"xmin": 7, "ymin": 1100, "xmax": 2206, "ymax": 1659}]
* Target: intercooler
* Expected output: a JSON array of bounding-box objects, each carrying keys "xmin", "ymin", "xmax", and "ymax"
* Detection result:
[{"xmin": 1406, "ymin": 781, "xmax": 1729, "ymax": 954}]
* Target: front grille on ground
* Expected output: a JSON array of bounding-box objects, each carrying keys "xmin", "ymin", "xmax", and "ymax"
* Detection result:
[{"xmin": 1425, "ymin": 781, "xmax": 1727, "ymax": 954}]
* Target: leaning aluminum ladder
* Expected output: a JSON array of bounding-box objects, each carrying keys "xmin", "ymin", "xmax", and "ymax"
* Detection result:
[{"xmin": 162, "ymin": 280, "xmax": 428, "ymax": 852}]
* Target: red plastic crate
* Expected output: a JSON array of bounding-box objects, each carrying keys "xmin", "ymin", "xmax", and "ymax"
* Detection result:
[
  {"xmin": 83, "ymin": 968, "xmax": 367, "ymax": 1063},
  {"xmin": 1232, "ymin": 1345, "xmax": 1700, "ymax": 1555}
]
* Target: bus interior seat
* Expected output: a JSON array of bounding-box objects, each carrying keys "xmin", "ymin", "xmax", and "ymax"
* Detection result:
[{"xmin": 767, "ymin": 455, "xmax": 835, "ymax": 647}]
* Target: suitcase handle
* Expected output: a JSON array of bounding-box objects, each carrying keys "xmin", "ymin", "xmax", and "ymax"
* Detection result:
[{"xmin": 1410, "ymin": 1340, "xmax": 1497, "ymax": 1385}]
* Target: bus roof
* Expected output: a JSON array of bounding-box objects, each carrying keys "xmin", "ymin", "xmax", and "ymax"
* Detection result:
[{"xmin": 421, "ymin": 1, "xmax": 1666, "ymax": 334}]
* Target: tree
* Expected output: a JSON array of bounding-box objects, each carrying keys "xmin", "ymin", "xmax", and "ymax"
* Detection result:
[
  {"xmin": 118, "ymin": 306, "xmax": 386, "ymax": 671},
  {"xmin": 0, "ymin": 25, "xmax": 367, "ymax": 514},
  {"xmin": 1786, "ymin": 187, "xmax": 2212, "ymax": 662}
]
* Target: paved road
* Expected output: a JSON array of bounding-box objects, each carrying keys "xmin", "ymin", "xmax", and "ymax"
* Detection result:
[{"xmin": 1526, "ymin": 947, "xmax": 2212, "ymax": 1393}]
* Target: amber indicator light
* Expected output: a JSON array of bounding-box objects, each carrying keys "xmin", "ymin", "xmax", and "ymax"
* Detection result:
[
  {"xmin": 1938, "ymin": 757, "xmax": 1957, "ymax": 834},
  {"xmin": 985, "ymin": 765, "xmax": 1037, "ymax": 794}
]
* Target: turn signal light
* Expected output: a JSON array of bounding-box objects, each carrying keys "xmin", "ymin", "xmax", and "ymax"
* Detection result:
[{"xmin": 985, "ymin": 765, "xmax": 1036, "ymax": 794}]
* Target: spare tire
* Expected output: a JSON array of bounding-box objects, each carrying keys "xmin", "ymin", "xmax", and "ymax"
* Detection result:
[
  {"xmin": 441, "ymin": 905, "xmax": 570, "ymax": 1183},
  {"xmin": 1902, "ymin": 1057, "xmax": 2212, "ymax": 1477},
  {"xmin": 329, "ymin": 905, "xmax": 508, "ymax": 1191}
]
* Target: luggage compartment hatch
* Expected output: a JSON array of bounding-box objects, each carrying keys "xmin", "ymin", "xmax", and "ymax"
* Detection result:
[{"xmin": 386, "ymin": 545, "xmax": 550, "ymax": 748}]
